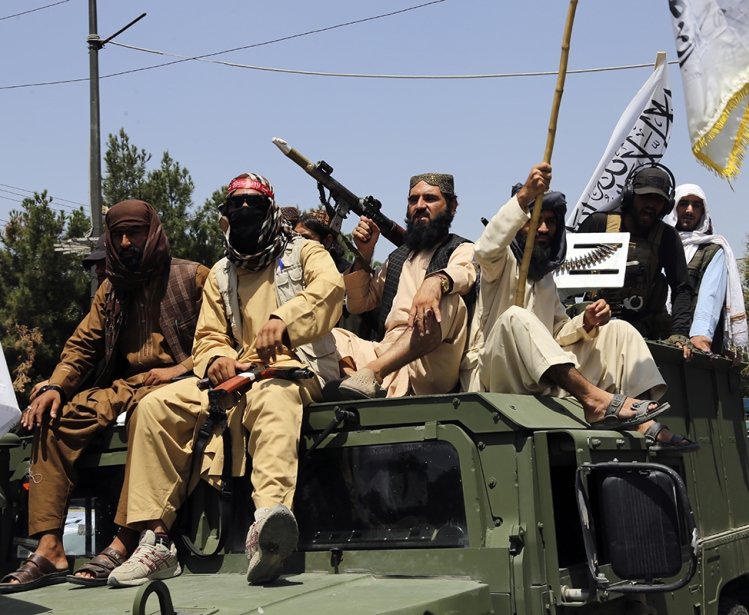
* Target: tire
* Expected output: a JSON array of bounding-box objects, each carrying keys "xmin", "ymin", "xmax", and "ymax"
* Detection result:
[{"xmin": 719, "ymin": 596, "xmax": 749, "ymax": 615}]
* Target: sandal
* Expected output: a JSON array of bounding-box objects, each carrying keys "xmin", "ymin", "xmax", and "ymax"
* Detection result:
[
  {"xmin": 0, "ymin": 553, "xmax": 69, "ymax": 594},
  {"xmin": 66, "ymin": 547, "xmax": 127, "ymax": 587},
  {"xmin": 589, "ymin": 393, "xmax": 670, "ymax": 429},
  {"xmin": 645, "ymin": 422, "xmax": 700, "ymax": 454}
]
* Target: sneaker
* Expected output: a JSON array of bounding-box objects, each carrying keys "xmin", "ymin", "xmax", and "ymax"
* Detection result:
[
  {"xmin": 337, "ymin": 367, "xmax": 386, "ymax": 400},
  {"xmin": 246, "ymin": 504, "xmax": 298, "ymax": 585},
  {"xmin": 107, "ymin": 530, "xmax": 181, "ymax": 587}
]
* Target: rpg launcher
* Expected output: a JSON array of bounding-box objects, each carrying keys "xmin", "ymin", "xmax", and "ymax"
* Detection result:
[{"xmin": 272, "ymin": 137, "xmax": 406, "ymax": 253}]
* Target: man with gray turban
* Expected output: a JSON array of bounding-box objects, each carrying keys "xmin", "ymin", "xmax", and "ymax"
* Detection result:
[
  {"xmin": 105, "ymin": 172, "xmax": 344, "ymax": 587},
  {"xmin": 331, "ymin": 172, "xmax": 476, "ymax": 399},
  {"xmin": 1, "ymin": 201, "xmax": 208, "ymax": 593},
  {"xmin": 665, "ymin": 184, "xmax": 747, "ymax": 356},
  {"xmin": 461, "ymin": 163, "xmax": 697, "ymax": 452}
]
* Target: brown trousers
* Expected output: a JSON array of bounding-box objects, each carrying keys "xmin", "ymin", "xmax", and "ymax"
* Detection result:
[{"xmin": 28, "ymin": 377, "xmax": 162, "ymax": 536}]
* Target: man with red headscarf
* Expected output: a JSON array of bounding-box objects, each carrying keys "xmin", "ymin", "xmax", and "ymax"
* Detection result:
[
  {"xmin": 0, "ymin": 200, "xmax": 208, "ymax": 594},
  {"xmin": 105, "ymin": 173, "xmax": 343, "ymax": 587}
]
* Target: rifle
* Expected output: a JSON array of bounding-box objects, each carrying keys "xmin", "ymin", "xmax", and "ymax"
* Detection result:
[
  {"xmin": 272, "ymin": 138, "xmax": 407, "ymax": 254},
  {"xmin": 180, "ymin": 365, "xmax": 315, "ymax": 558}
]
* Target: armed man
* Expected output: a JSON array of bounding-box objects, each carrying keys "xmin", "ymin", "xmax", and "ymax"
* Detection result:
[
  {"xmin": 330, "ymin": 173, "xmax": 476, "ymax": 399},
  {"xmin": 0, "ymin": 200, "xmax": 209, "ymax": 593},
  {"xmin": 103, "ymin": 172, "xmax": 344, "ymax": 587},
  {"xmin": 664, "ymin": 183, "xmax": 748, "ymax": 357}
]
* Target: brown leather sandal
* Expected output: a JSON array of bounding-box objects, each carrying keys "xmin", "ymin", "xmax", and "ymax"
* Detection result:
[
  {"xmin": 0, "ymin": 553, "xmax": 69, "ymax": 594},
  {"xmin": 66, "ymin": 547, "xmax": 127, "ymax": 587}
]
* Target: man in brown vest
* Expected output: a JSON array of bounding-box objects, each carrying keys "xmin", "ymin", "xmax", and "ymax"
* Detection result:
[
  {"xmin": 0, "ymin": 200, "xmax": 209, "ymax": 593},
  {"xmin": 331, "ymin": 173, "xmax": 477, "ymax": 399}
]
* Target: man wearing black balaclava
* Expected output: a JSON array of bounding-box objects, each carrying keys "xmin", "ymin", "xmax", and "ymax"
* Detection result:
[
  {"xmin": 460, "ymin": 162, "xmax": 697, "ymax": 453},
  {"xmin": 104, "ymin": 172, "xmax": 344, "ymax": 588}
]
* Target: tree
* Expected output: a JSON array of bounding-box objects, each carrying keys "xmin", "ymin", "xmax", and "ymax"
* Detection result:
[
  {"xmin": 0, "ymin": 192, "xmax": 90, "ymax": 401},
  {"xmin": 102, "ymin": 129, "xmax": 224, "ymax": 265}
]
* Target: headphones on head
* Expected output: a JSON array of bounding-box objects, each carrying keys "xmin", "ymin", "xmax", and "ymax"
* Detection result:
[{"xmin": 620, "ymin": 162, "xmax": 676, "ymax": 215}]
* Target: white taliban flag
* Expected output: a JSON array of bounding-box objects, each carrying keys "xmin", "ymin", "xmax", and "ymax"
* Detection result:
[
  {"xmin": 0, "ymin": 342, "xmax": 21, "ymax": 436},
  {"xmin": 566, "ymin": 60, "xmax": 672, "ymax": 230},
  {"xmin": 670, "ymin": 0, "xmax": 749, "ymax": 178}
]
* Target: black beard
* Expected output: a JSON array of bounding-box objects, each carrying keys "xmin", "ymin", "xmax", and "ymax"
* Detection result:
[
  {"xmin": 516, "ymin": 235, "xmax": 553, "ymax": 271},
  {"xmin": 119, "ymin": 246, "xmax": 143, "ymax": 272},
  {"xmin": 404, "ymin": 209, "xmax": 454, "ymax": 252}
]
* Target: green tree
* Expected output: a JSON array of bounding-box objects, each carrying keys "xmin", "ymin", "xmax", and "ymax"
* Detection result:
[
  {"xmin": 0, "ymin": 192, "xmax": 91, "ymax": 400},
  {"xmin": 102, "ymin": 129, "xmax": 224, "ymax": 265}
]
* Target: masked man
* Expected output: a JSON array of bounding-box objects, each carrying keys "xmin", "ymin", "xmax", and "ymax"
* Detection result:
[
  {"xmin": 1, "ymin": 201, "xmax": 208, "ymax": 593},
  {"xmin": 664, "ymin": 184, "xmax": 748, "ymax": 356},
  {"xmin": 461, "ymin": 163, "xmax": 697, "ymax": 452},
  {"xmin": 331, "ymin": 173, "xmax": 476, "ymax": 399},
  {"xmin": 104, "ymin": 172, "xmax": 343, "ymax": 587}
]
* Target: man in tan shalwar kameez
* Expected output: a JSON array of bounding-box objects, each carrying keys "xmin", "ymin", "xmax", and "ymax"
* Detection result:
[
  {"xmin": 105, "ymin": 172, "xmax": 344, "ymax": 587},
  {"xmin": 332, "ymin": 173, "xmax": 476, "ymax": 399},
  {"xmin": 461, "ymin": 163, "xmax": 697, "ymax": 451},
  {"xmin": 0, "ymin": 201, "xmax": 208, "ymax": 594}
]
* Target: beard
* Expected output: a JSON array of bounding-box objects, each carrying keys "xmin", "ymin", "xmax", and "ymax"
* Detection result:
[
  {"xmin": 404, "ymin": 209, "xmax": 454, "ymax": 252},
  {"xmin": 515, "ymin": 235, "xmax": 554, "ymax": 280},
  {"xmin": 119, "ymin": 245, "xmax": 143, "ymax": 272}
]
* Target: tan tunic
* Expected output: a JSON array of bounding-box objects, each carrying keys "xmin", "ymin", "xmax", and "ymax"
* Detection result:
[
  {"xmin": 117, "ymin": 241, "xmax": 344, "ymax": 527},
  {"xmin": 334, "ymin": 241, "xmax": 476, "ymax": 397},
  {"xmin": 461, "ymin": 196, "xmax": 666, "ymax": 402}
]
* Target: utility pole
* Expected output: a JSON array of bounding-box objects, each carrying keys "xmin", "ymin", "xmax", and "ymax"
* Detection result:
[{"xmin": 87, "ymin": 1, "xmax": 146, "ymax": 240}]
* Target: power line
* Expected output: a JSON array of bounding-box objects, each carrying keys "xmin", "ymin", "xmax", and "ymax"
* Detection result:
[
  {"xmin": 0, "ymin": 185, "xmax": 84, "ymax": 211},
  {"xmin": 0, "ymin": 183, "xmax": 86, "ymax": 207},
  {"xmin": 0, "ymin": 0, "xmax": 69, "ymax": 22}
]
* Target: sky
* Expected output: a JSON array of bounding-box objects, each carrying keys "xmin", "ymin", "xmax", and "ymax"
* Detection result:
[{"xmin": 1, "ymin": 0, "xmax": 747, "ymax": 263}]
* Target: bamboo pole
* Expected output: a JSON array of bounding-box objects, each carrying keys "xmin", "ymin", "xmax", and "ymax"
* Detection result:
[{"xmin": 514, "ymin": 0, "xmax": 579, "ymax": 307}]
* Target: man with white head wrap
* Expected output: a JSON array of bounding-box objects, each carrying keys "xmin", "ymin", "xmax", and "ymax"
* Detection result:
[{"xmin": 665, "ymin": 184, "xmax": 748, "ymax": 356}]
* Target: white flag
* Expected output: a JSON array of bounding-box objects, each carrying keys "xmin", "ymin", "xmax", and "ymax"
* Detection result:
[
  {"xmin": 566, "ymin": 62, "xmax": 672, "ymax": 230},
  {"xmin": 0, "ymin": 342, "xmax": 21, "ymax": 436},
  {"xmin": 670, "ymin": 0, "xmax": 749, "ymax": 179}
]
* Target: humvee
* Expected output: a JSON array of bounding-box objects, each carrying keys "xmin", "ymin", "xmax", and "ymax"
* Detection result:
[{"xmin": 1, "ymin": 341, "xmax": 748, "ymax": 614}]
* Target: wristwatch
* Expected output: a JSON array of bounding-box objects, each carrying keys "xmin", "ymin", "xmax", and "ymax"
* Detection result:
[{"xmin": 437, "ymin": 273, "xmax": 451, "ymax": 295}]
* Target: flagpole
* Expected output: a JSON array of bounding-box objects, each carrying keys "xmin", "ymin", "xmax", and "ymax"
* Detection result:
[{"xmin": 514, "ymin": 0, "xmax": 578, "ymax": 307}]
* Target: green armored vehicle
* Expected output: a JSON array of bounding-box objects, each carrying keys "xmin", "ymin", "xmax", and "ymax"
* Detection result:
[{"xmin": 1, "ymin": 341, "xmax": 748, "ymax": 614}]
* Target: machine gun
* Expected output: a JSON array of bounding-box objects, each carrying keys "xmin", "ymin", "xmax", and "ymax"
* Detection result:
[{"xmin": 272, "ymin": 138, "xmax": 406, "ymax": 265}]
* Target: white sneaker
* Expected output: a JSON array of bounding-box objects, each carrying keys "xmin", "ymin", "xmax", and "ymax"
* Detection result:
[
  {"xmin": 337, "ymin": 367, "xmax": 385, "ymax": 399},
  {"xmin": 107, "ymin": 530, "xmax": 181, "ymax": 587},
  {"xmin": 246, "ymin": 504, "xmax": 298, "ymax": 585}
]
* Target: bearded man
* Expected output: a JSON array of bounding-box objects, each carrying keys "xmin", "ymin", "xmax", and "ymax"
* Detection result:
[
  {"xmin": 331, "ymin": 173, "xmax": 477, "ymax": 399},
  {"xmin": 664, "ymin": 184, "xmax": 748, "ymax": 356},
  {"xmin": 0, "ymin": 200, "xmax": 209, "ymax": 593},
  {"xmin": 461, "ymin": 163, "xmax": 697, "ymax": 452},
  {"xmin": 103, "ymin": 172, "xmax": 343, "ymax": 587}
]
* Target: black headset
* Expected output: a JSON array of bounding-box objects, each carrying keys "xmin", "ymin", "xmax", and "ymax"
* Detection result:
[{"xmin": 620, "ymin": 162, "xmax": 676, "ymax": 215}]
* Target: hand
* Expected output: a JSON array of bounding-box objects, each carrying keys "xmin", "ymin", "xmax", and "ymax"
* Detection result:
[
  {"xmin": 254, "ymin": 317, "xmax": 288, "ymax": 365},
  {"xmin": 351, "ymin": 216, "xmax": 380, "ymax": 264},
  {"xmin": 29, "ymin": 379, "xmax": 50, "ymax": 400},
  {"xmin": 206, "ymin": 356, "xmax": 254, "ymax": 387},
  {"xmin": 407, "ymin": 276, "xmax": 443, "ymax": 336},
  {"xmin": 583, "ymin": 299, "xmax": 611, "ymax": 331},
  {"xmin": 665, "ymin": 334, "xmax": 694, "ymax": 362},
  {"xmin": 142, "ymin": 365, "xmax": 188, "ymax": 387},
  {"xmin": 515, "ymin": 163, "xmax": 552, "ymax": 210},
  {"xmin": 21, "ymin": 389, "xmax": 62, "ymax": 430},
  {"xmin": 690, "ymin": 335, "xmax": 712, "ymax": 353}
]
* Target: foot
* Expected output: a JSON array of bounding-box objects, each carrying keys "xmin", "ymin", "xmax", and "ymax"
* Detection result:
[
  {"xmin": 639, "ymin": 421, "xmax": 700, "ymax": 452},
  {"xmin": 337, "ymin": 367, "xmax": 386, "ymax": 400},
  {"xmin": 0, "ymin": 552, "xmax": 69, "ymax": 593},
  {"xmin": 107, "ymin": 530, "xmax": 181, "ymax": 587},
  {"xmin": 0, "ymin": 542, "xmax": 67, "ymax": 588},
  {"xmin": 246, "ymin": 504, "xmax": 298, "ymax": 585},
  {"xmin": 585, "ymin": 393, "xmax": 664, "ymax": 428}
]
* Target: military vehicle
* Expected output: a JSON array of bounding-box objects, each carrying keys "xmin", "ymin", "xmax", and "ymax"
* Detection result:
[{"xmin": 1, "ymin": 341, "xmax": 748, "ymax": 614}]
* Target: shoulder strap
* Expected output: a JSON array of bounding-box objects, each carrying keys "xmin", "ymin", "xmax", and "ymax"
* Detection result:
[
  {"xmin": 605, "ymin": 213, "xmax": 622, "ymax": 233},
  {"xmin": 375, "ymin": 245, "xmax": 411, "ymax": 341}
]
